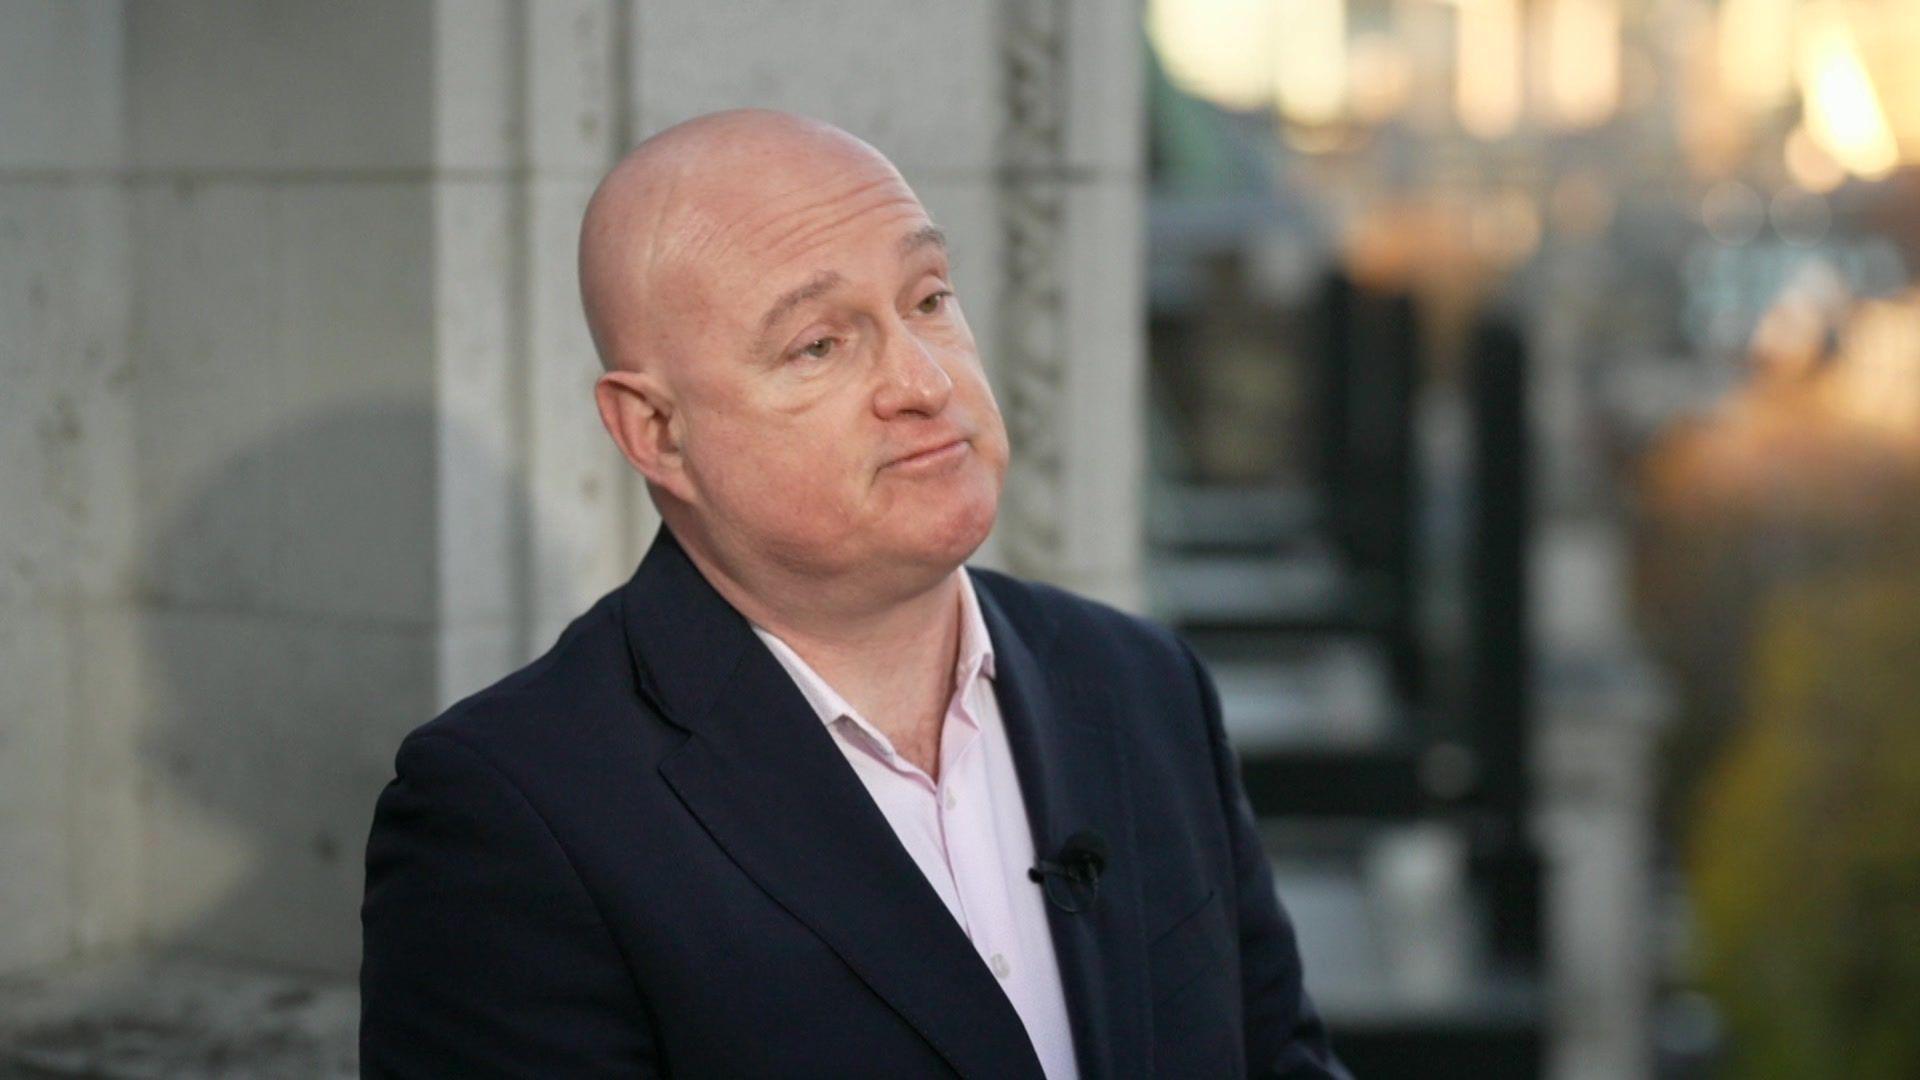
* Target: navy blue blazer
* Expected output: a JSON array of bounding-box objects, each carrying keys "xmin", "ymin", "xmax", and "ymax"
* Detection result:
[{"xmin": 360, "ymin": 527, "xmax": 1346, "ymax": 1078}]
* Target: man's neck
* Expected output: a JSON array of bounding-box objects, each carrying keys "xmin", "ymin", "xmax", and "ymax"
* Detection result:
[
  {"xmin": 754, "ymin": 576, "xmax": 966, "ymax": 780},
  {"xmin": 673, "ymin": 527, "xmax": 969, "ymax": 775}
]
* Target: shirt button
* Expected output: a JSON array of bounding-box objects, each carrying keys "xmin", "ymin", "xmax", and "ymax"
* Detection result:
[
  {"xmin": 990, "ymin": 953, "xmax": 1011, "ymax": 980},
  {"xmin": 943, "ymin": 790, "xmax": 957, "ymax": 810}
]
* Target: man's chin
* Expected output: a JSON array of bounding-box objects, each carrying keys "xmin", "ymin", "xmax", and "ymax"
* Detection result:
[{"xmin": 898, "ymin": 496, "xmax": 998, "ymax": 573}]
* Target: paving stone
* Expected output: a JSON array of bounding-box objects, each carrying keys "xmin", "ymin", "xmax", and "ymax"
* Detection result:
[{"xmin": 0, "ymin": 956, "xmax": 356, "ymax": 1079}]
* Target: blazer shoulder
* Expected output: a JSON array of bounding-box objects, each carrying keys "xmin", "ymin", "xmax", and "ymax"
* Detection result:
[{"xmin": 399, "ymin": 586, "xmax": 659, "ymax": 776}]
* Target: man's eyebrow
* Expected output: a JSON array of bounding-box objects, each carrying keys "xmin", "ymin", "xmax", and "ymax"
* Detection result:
[
  {"xmin": 900, "ymin": 225, "xmax": 947, "ymax": 257},
  {"xmin": 753, "ymin": 228, "xmax": 947, "ymax": 343},
  {"xmin": 757, "ymin": 270, "xmax": 846, "ymax": 337}
]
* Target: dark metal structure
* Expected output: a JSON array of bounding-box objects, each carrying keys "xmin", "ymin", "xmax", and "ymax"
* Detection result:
[{"xmin": 1162, "ymin": 274, "xmax": 1545, "ymax": 1076}]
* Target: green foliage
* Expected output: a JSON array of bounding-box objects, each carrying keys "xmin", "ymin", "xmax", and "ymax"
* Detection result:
[{"xmin": 1687, "ymin": 566, "xmax": 1920, "ymax": 1079}]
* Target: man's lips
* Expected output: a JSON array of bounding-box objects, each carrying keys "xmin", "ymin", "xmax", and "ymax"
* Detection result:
[{"xmin": 885, "ymin": 437, "xmax": 969, "ymax": 470}]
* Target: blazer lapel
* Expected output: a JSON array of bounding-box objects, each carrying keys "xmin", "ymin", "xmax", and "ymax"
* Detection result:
[
  {"xmin": 623, "ymin": 530, "xmax": 1047, "ymax": 1080},
  {"xmin": 976, "ymin": 579, "xmax": 1154, "ymax": 1080}
]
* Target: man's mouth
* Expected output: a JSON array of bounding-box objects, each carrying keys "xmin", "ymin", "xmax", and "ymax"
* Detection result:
[{"xmin": 886, "ymin": 438, "xmax": 969, "ymax": 471}]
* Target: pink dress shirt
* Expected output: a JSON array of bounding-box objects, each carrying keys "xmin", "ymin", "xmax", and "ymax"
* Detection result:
[{"xmin": 750, "ymin": 569, "xmax": 1081, "ymax": 1079}]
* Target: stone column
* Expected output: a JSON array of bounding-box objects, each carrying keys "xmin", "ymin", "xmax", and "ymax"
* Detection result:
[
  {"xmin": 0, "ymin": 0, "xmax": 140, "ymax": 975},
  {"xmin": 122, "ymin": 0, "xmax": 443, "ymax": 974},
  {"xmin": 521, "ymin": 0, "xmax": 647, "ymax": 654},
  {"xmin": 432, "ymin": 0, "xmax": 653, "ymax": 704},
  {"xmin": 0, "ymin": 0, "xmax": 1148, "ymax": 981},
  {"xmin": 994, "ymin": 0, "xmax": 1147, "ymax": 609}
]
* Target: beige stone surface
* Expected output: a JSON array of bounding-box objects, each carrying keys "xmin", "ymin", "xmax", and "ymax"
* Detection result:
[
  {"xmin": 0, "ymin": 1, "xmax": 122, "ymax": 171},
  {"xmin": 0, "ymin": 0, "xmax": 1149, "ymax": 991},
  {"xmin": 632, "ymin": 0, "xmax": 999, "ymax": 176},
  {"xmin": 0, "ymin": 956, "xmax": 357, "ymax": 1078},
  {"xmin": 125, "ymin": 1, "xmax": 434, "ymax": 172}
]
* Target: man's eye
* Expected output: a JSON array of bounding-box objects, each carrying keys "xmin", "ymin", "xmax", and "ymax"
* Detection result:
[
  {"xmin": 798, "ymin": 337, "xmax": 836, "ymax": 359},
  {"xmin": 916, "ymin": 290, "xmax": 952, "ymax": 315}
]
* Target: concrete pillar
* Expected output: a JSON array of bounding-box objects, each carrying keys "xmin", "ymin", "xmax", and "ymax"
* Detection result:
[
  {"xmin": 0, "ymin": 0, "xmax": 1147, "ymax": 981},
  {"xmin": 1539, "ymin": 682, "xmax": 1663, "ymax": 1080},
  {"xmin": 123, "ymin": 0, "xmax": 442, "ymax": 974},
  {"xmin": 0, "ymin": 0, "xmax": 140, "ymax": 974},
  {"xmin": 520, "ymin": 0, "xmax": 644, "ymax": 654},
  {"xmin": 995, "ymin": 0, "xmax": 1147, "ymax": 609},
  {"xmin": 429, "ymin": 0, "xmax": 655, "ymax": 701},
  {"xmin": 430, "ymin": 0, "xmax": 524, "ymax": 707},
  {"xmin": 1534, "ymin": 523, "xmax": 1668, "ymax": 1079}
]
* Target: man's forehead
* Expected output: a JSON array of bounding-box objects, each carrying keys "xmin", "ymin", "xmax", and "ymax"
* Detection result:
[
  {"xmin": 899, "ymin": 223, "xmax": 947, "ymax": 256},
  {"xmin": 749, "ymin": 223, "xmax": 951, "ymax": 339},
  {"xmin": 580, "ymin": 110, "xmax": 940, "ymax": 371}
]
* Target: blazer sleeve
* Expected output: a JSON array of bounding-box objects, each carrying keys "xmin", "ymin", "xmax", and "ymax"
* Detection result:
[
  {"xmin": 359, "ymin": 732, "xmax": 659, "ymax": 1078},
  {"xmin": 1181, "ymin": 640, "xmax": 1352, "ymax": 1079}
]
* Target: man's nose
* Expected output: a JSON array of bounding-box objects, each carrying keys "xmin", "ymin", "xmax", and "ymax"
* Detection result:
[{"xmin": 871, "ymin": 325, "xmax": 954, "ymax": 419}]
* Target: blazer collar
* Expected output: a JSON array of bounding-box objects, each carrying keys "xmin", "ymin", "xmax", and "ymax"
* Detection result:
[
  {"xmin": 620, "ymin": 528, "xmax": 1150, "ymax": 1079},
  {"xmin": 972, "ymin": 572, "xmax": 1153, "ymax": 1080}
]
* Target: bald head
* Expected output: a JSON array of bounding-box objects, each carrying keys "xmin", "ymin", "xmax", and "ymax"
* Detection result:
[
  {"xmin": 577, "ymin": 109, "xmax": 911, "ymax": 375},
  {"xmin": 583, "ymin": 108, "xmax": 1003, "ymax": 615}
]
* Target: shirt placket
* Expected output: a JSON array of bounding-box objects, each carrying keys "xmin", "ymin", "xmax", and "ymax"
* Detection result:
[{"xmin": 938, "ymin": 673, "xmax": 1024, "ymax": 990}]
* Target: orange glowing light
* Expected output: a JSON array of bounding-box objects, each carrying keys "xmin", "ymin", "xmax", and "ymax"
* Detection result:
[
  {"xmin": 1455, "ymin": 0, "xmax": 1523, "ymax": 139},
  {"xmin": 1538, "ymin": 0, "xmax": 1622, "ymax": 128},
  {"xmin": 1828, "ymin": 294, "xmax": 1920, "ymax": 433},
  {"xmin": 1717, "ymin": 0, "xmax": 1798, "ymax": 114},
  {"xmin": 1348, "ymin": 33, "xmax": 1413, "ymax": 124},
  {"xmin": 1147, "ymin": 0, "xmax": 1279, "ymax": 111},
  {"xmin": 1275, "ymin": 0, "xmax": 1349, "ymax": 126},
  {"xmin": 1797, "ymin": 5, "xmax": 1900, "ymax": 180},
  {"xmin": 1784, "ymin": 125, "xmax": 1849, "ymax": 193}
]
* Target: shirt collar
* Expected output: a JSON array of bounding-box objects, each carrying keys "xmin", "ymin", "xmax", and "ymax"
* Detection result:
[
  {"xmin": 750, "ymin": 567, "xmax": 996, "ymax": 730},
  {"xmin": 953, "ymin": 566, "xmax": 997, "ymax": 684}
]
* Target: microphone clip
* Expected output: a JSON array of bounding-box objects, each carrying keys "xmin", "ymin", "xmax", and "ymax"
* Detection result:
[{"xmin": 1028, "ymin": 830, "xmax": 1108, "ymax": 914}]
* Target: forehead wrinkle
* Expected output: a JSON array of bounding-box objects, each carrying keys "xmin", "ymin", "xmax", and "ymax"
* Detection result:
[
  {"xmin": 645, "ymin": 152, "xmax": 930, "ymax": 362},
  {"xmin": 652, "ymin": 213, "xmax": 722, "ymax": 299},
  {"xmin": 757, "ymin": 269, "xmax": 847, "ymax": 339},
  {"xmin": 742, "ymin": 175, "xmax": 919, "ymax": 260}
]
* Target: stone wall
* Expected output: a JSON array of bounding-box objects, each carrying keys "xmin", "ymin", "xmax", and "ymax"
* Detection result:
[
  {"xmin": 0, "ymin": 0, "xmax": 141, "ymax": 974},
  {"xmin": 122, "ymin": 0, "xmax": 443, "ymax": 974},
  {"xmin": 0, "ymin": 0, "xmax": 1146, "ymax": 978}
]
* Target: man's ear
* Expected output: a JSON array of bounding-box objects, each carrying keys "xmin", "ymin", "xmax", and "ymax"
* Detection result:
[{"xmin": 595, "ymin": 369, "xmax": 694, "ymax": 502}]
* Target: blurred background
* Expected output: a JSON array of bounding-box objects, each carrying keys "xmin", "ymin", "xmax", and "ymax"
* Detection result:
[{"xmin": 4, "ymin": 1, "xmax": 1918, "ymax": 1076}]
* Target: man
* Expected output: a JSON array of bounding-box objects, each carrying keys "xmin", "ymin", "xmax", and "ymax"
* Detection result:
[{"xmin": 360, "ymin": 109, "xmax": 1345, "ymax": 1078}]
